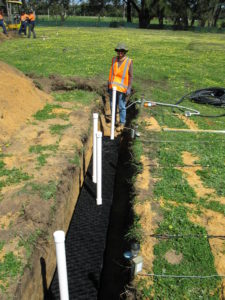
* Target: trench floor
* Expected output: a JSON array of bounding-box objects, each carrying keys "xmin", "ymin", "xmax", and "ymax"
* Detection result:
[{"xmin": 49, "ymin": 137, "xmax": 120, "ymax": 299}]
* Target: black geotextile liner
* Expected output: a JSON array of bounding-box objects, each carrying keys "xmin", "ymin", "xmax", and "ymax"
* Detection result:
[{"xmin": 49, "ymin": 137, "xmax": 120, "ymax": 300}]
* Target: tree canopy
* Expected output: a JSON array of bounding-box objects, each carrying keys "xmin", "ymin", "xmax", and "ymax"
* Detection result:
[{"xmin": 21, "ymin": 0, "xmax": 225, "ymax": 28}]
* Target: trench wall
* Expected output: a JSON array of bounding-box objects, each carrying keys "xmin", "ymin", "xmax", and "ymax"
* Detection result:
[{"xmin": 15, "ymin": 132, "xmax": 94, "ymax": 300}]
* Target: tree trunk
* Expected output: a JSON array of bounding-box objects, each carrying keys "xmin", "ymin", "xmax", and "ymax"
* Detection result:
[
  {"xmin": 183, "ymin": 15, "xmax": 188, "ymax": 27},
  {"xmin": 139, "ymin": 9, "xmax": 150, "ymax": 28},
  {"xmin": 200, "ymin": 19, "xmax": 206, "ymax": 27},
  {"xmin": 60, "ymin": 12, "xmax": 65, "ymax": 23},
  {"xmin": 213, "ymin": 6, "xmax": 221, "ymax": 27},
  {"xmin": 158, "ymin": 15, "xmax": 163, "ymax": 26},
  {"xmin": 127, "ymin": 0, "xmax": 132, "ymax": 23},
  {"xmin": 158, "ymin": 8, "xmax": 164, "ymax": 26},
  {"xmin": 21, "ymin": 0, "xmax": 27, "ymax": 9},
  {"xmin": 190, "ymin": 17, "xmax": 195, "ymax": 27}
]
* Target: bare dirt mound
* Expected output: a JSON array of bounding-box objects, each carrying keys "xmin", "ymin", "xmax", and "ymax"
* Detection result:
[{"xmin": 0, "ymin": 61, "xmax": 52, "ymax": 143}]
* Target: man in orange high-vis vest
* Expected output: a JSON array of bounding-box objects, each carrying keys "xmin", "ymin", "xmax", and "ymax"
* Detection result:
[
  {"xmin": 0, "ymin": 10, "xmax": 7, "ymax": 35},
  {"xmin": 108, "ymin": 43, "xmax": 133, "ymax": 132},
  {"xmin": 19, "ymin": 11, "xmax": 28, "ymax": 36},
  {"xmin": 27, "ymin": 10, "xmax": 36, "ymax": 38}
]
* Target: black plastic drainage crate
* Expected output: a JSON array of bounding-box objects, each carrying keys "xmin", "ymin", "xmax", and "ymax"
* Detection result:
[{"xmin": 49, "ymin": 137, "xmax": 120, "ymax": 300}]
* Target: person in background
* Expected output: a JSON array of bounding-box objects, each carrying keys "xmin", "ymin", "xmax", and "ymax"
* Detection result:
[
  {"xmin": 108, "ymin": 42, "xmax": 133, "ymax": 132},
  {"xmin": 18, "ymin": 11, "xmax": 28, "ymax": 36},
  {"xmin": 27, "ymin": 9, "xmax": 36, "ymax": 38},
  {"xmin": 0, "ymin": 10, "xmax": 8, "ymax": 36}
]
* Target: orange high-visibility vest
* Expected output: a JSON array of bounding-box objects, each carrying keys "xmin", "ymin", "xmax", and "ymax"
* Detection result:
[
  {"xmin": 28, "ymin": 13, "xmax": 35, "ymax": 21},
  {"xmin": 108, "ymin": 56, "xmax": 131, "ymax": 93},
  {"xmin": 21, "ymin": 14, "xmax": 28, "ymax": 22}
]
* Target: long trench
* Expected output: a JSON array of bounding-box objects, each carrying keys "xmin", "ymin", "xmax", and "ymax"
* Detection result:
[{"xmin": 48, "ymin": 130, "xmax": 134, "ymax": 299}]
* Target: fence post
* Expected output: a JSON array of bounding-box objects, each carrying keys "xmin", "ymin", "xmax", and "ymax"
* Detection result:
[
  {"xmin": 96, "ymin": 131, "xmax": 102, "ymax": 205},
  {"xmin": 53, "ymin": 231, "xmax": 69, "ymax": 300},
  {"xmin": 110, "ymin": 87, "xmax": 117, "ymax": 140},
  {"xmin": 92, "ymin": 113, "xmax": 98, "ymax": 183}
]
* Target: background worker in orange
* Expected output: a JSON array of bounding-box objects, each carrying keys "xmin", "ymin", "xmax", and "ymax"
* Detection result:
[
  {"xmin": 27, "ymin": 9, "xmax": 36, "ymax": 38},
  {"xmin": 19, "ymin": 11, "xmax": 28, "ymax": 36},
  {"xmin": 108, "ymin": 43, "xmax": 133, "ymax": 132},
  {"xmin": 0, "ymin": 9, "xmax": 7, "ymax": 35}
]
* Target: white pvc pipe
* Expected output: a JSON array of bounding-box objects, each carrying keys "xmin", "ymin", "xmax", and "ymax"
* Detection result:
[
  {"xmin": 96, "ymin": 131, "xmax": 102, "ymax": 205},
  {"xmin": 92, "ymin": 113, "xmax": 99, "ymax": 183},
  {"xmin": 53, "ymin": 231, "xmax": 69, "ymax": 300},
  {"xmin": 110, "ymin": 87, "xmax": 117, "ymax": 140}
]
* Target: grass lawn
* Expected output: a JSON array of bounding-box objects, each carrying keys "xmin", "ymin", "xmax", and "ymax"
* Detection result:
[{"xmin": 0, "ymin": 25, "xmax": 224, "ymax": 298}]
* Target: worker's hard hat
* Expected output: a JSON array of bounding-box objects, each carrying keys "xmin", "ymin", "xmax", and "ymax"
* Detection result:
[{"xmin": 115, "ymin": 43, "xmax": 128, "ymax": 52}]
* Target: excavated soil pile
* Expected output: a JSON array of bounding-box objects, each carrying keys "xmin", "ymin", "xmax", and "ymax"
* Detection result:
[{"xmin": 0, "ymin": 61, "xmax": 52, "ymax": 143}]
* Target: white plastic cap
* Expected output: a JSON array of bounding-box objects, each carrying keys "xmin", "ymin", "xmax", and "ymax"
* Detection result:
[
  {"xmin": 53, "ymin": 230, "xmax": 65, "ymax": 243},
  {"xmin": 93, "ymin": 113, "xmax": 99, "ymax": 119},
  {"xmin": 96, "ymin": 131, "xmax": 102, "ymax": 138}
]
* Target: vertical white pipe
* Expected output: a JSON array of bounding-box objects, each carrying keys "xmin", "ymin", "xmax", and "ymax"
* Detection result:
[
  {"xmin": 110, "ymin": 87, "xmax": 117, "ymax": 140},
  {"xmin": 92, "ymin": 113, "xmax": 99, "ymax": 183},
  {"xmin": 53, "ymin": 231, "xmax": 69, "ymax": 300},
  {"xmin": 96, "ymin": 131, "xmax": 102, "ymax": 205}
]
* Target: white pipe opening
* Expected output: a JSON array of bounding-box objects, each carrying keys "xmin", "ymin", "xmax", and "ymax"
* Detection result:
[
  {"xmin": 96, "ymin": 131, "xmax": 102, "ymax": 205},
  {"xmin": 53, "ymin": 231, "xmax": 69, "ymax": 300},
  {"xmin": 92, "ymin": 113, "xmax": 99, "ymax": 183},
  {"xmin": 110, "ymin": 87, "xmax": 117, "ymax": 140}
]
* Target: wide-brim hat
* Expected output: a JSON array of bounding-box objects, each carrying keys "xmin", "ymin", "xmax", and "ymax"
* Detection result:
[{"xmin": 115, "ymin": 43, "xmax": 128, "ymax": 52}]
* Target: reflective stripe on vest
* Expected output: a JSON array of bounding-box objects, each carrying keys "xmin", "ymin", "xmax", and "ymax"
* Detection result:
[{"xmin": 109, "ymin": 57, "xmax": 131, "ymax": 93}]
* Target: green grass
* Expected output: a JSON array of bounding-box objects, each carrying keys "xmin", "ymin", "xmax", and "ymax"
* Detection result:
[
  {"xmin": 69, "ymin": 151, "xmax": 80, "ymax": 167},
  {"xmin": 49, "ymin": 123, "xmax": 72, "ymax": 135},
  {"xmin": 0, "ymin": 27, "xmax": 224, "ymax": 87},
  {"xmin": 29, "ymin": 144, "xmax": 59, "ymax": 154},
  {"xmin": 22, "ymin": 181, "xmax": 57, "ymax": 201},
  {"xmin": 36, "ymin": 15, "xmax": 139, "ymax": 28},
  {"xmin": 154, "ymin": 168, "xmax": 197, "ymax": 203},
  {"xmin": 53, "ymin": 90, "xmax": 98, "ymax": 105},
  {"xmin": 131, "ymin": 139, "xmax": 143, "ymax": 165},
  {"xmin": 0, "ymin": 160, "xmax": 30, "ymax": 191},
  {"xmin": 125, "ymin": 214, "xmax": 143, "ymax": 243},
  {"xmin": 152, "ymin": 206, "xmax": 220, "ymax": 299},
  {"xmin": 18, "ymin": 229, "xmax": 44, "ymax": 260},
  {"xmin": 29, "ymin": 144, "xmax": 59, "ymax": 167},
  {"xmin": 0, "ymin": 27, "xmax": 224, "ymax": 131},
  {"xmin": 135, "ymin": 126, "xmax": 224, "ymax": 298},
  {"xmin": 199, "ymin": 198, "xmax": 225, "ymax": 216},
  {"xmin": 33, "ymin": 103, "xmax": 68, "ymax": 121},
  {"xmin": 0, "ymin": 252, "xmax": 23, "ymax": 290},
  {"xmin": 144, "ymin": 129, "xmax": 225, "ymax": 200},
  {"xmin": 0, "ymin": 241, "xmax": 4, "ymax": 251}
]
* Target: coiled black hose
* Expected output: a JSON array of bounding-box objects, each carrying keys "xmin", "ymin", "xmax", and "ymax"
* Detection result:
[{"xmin": 175, "ymin": 87, "xmax": 225, "ymax": 118}]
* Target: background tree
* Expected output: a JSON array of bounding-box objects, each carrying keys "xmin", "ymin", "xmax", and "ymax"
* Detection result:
[
  {"xmin": 48, "ymin": 0, "xmax": 71, "ymax": 22},
  {"xmin": 128, "ymin": 0, "xmax": 158, "ymax": 28}
]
